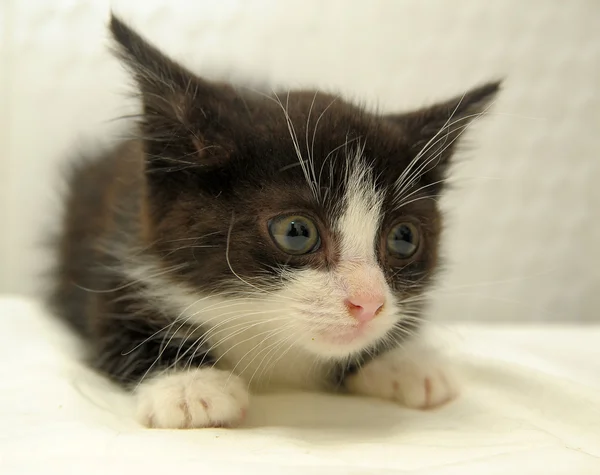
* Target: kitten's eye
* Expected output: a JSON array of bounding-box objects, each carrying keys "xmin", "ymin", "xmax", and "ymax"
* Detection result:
[
  {"xmin": 387, "ymin": 222, "xmax": 420, "ymax": 259},
  {"xmin": 268, "ymin": 215, "xmax": 320, "ymax": 255}
]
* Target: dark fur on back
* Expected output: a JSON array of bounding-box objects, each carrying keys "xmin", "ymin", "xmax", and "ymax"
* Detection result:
[{"xmin": 47, "ymin": 15, "xmax": 499, "ymax": 388}]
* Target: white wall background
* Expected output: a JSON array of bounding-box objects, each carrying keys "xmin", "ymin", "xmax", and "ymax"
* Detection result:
[{"xmin": 1, "ymin": 0, "xmax": 599, "ymax": 322}]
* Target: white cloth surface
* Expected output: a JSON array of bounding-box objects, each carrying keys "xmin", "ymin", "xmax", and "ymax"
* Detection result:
[{"xmin": 1, "ymin": 297, "xmax": 599, "ymax": 474}]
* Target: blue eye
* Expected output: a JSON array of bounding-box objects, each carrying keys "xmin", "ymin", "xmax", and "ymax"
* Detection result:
[
  {"xmin": 268, "ymin": 215, "xmax": 320, "ymax": 255},
  {"xmin": 387, "ymin": 222, "xmax": 420, "ymax": 258}
]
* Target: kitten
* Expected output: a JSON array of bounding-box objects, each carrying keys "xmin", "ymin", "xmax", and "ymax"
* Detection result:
[{"xmin": 48, "ymin": 15, "xmax": 499, "ymax": 429}]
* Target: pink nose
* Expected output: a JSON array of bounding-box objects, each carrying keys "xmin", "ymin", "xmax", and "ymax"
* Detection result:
[{"xmin": 345, "ymin": 295, "xmax": 385, "ymax": 323}]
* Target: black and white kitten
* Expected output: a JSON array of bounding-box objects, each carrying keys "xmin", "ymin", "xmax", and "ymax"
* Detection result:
[{"xmin": 49, "ymin": 15, "xmax": 499, "ymax": 429}]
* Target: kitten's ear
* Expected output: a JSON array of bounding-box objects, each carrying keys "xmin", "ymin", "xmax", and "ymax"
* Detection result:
[
  {"xmin": 388, "ymin": 81, "xmax": 501, "ymax": 184},
  {"xmin": 110, "ymin": 14, "xmax": 234, "ymax": 171}
]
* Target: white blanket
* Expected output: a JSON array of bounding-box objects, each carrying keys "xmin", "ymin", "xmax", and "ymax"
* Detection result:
[{"xmin": 1, "ymin": 297, "xmax": 599, "ymax": 474}]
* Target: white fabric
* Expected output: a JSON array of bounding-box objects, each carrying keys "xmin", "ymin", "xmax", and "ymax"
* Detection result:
[{"xmin": 1, "ymin": 297, "xmax": 599, "ymax": 474}]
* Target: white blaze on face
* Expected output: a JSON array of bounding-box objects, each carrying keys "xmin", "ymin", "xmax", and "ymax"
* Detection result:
[
  {"xmin": 334, "ymin": 155, "xmax": 386, "ymax": 301},
  {"xmin": 275, "ymin": 148, "xmax": 398, "ymax": 359}
]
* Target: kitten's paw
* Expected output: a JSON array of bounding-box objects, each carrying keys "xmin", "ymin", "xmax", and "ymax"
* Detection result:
[
  {"xmin": 345, "ymin": 347, "xmax": 459, "ymax": 410},
  {"xmin": 135, "ymin": 368, "xmax": 249, "ymax": 429}
]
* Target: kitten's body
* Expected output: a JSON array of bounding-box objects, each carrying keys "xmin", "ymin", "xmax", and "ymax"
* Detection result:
[{"xmin": 48, "ymin": 16, "xmax": 499, "ymax": 428}]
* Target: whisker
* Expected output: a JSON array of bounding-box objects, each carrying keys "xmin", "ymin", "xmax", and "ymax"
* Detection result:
[
  {"xmin": 226, "ymin": 326, "xmax": 294, "ymax": 383},
  {"xmin": 311, "ymin": 95, "xmax": 339, "ymax": 190},
  {"xmin": 272, "ymin": 90, "xmax": 317, "ymax": 198},
  {"xmin": 225, "ymin": 212, "xmax": 269, "ymax": 294},
  {"xmin": 395, "ymin": 101, "xmax": 496, "ymax": 203},
  {"xmin": 250, "ymin": 330, "xmax": 300, "ymax": 387},
  {"xmin": 393, "ymin": 93, "xmax": 468, "ymax": 193},
  {"xmin": 208, "ymin": 319, "xmax": 292, "ymax": 369},
  {"xmin": 74, "ymin": 262, "xmax": 187, "ymax": 294}
]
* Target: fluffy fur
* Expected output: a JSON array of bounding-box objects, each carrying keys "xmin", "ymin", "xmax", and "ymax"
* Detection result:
[{"xmin": 47, "ymin": 15, "xmax": 499, "ymax": 428}]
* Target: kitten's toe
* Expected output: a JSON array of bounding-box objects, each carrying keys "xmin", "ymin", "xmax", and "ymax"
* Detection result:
[
  {"xmin": 135, "ymin": 368, "xmax": 249, "ymax": 429},
  {"xmin": 393, "ymin": 365, "xmax": 459, "ymax": 409},
  {"xmin": 345, "ymin": 346, "xmax": 459, "ymax": 410}
]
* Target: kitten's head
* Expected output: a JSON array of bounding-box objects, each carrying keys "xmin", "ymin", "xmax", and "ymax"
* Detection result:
[{"xmin": 111, "ymin": 16, "xmax": 499, "ymax": 360}]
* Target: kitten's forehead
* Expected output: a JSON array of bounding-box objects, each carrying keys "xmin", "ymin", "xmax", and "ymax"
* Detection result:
[
  {"xmin": 247, "ymin": 98, "xmax": 392, "ymax": 264},
  {"xmin": 334, "ymin": 147, "xmax": 383, "ymax": 263},
  {"xmin": 253, "ymin": 92, "xmax": 408, "ymax": 194}
]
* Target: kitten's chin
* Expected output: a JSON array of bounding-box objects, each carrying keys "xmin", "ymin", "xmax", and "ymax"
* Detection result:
[{"xmin": 301, "ymin": 323, "xmax": 390, "ymax": 359}]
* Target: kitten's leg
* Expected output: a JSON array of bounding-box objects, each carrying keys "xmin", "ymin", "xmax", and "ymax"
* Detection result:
[
  {"xmin": 95, "ymin": 320, "xmax": 249, "ymax": 429},
  {"xmin": 344, "ymin": 340, "xmax": 459, "ymax": 409}
]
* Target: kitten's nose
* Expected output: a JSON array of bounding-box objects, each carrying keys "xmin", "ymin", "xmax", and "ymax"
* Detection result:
[{"xmin": 345, "ymin": 295, "xmax": 385, "ymax": 323}]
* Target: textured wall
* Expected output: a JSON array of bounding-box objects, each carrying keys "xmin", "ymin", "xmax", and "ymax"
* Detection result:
[{"xmin": 1, "ymin": 0, "xmax": 599, "ymax": 321}]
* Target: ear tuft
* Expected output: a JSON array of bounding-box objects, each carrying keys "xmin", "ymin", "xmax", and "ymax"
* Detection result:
[
  {"xmin": 109, "ymin": 13, "xmax": 195, "ymax": 95},
  {"xmin": 447, "ymin": 80, "xmax": 502, "ymax": 117},
  {"xmin": 396, "ymin": 80, "xmax": 501, "ymax": 144}
]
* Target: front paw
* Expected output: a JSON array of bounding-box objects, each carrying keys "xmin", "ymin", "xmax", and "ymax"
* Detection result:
[
  {"xmin": 345, "ymin": 347, "xmax": 459, "ymax": 409},
  {"xmin": 135, "ymin": 368, "xmax": 249, "ymax": 429}
]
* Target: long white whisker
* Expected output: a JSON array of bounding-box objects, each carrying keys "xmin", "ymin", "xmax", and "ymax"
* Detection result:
[
  {"xmin": 225, "ymin": 212, "xmax": 269, "ymax": 294},
  {"xmin": 305, "ymin": 90, "xmax": 319, "ymax": 195},
  {"xmin": 226, "ymin": 326, "xmax": 294, "ymax": 384},
  {"xmin": 251, "ymin": 330, "xmax": 300, "ymax": 387},
  {"xmin": 271, "ymin": 90, "xmax": 318, "ymax": 198},
  {"xmin": 395, "ymin": 102, "xmax": 496, "ymax": 202},
  {"xmin": 209, "ymin": 319, "xmax": 292, "ymax": 369},
  {"xmin": 395, "ymin": 118, "xmax": 477, "ymax": 200},
  {"xmin": 393, "ymin": 95, "xmax": 467, "ymax": 193}
]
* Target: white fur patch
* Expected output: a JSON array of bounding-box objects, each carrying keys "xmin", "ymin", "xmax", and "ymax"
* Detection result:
[
  {"xmin": 135, "ymin": 367, "xmax": 249, "ymax": 428},
  {"xmin": 345, "ymin": 342, "xmax": 459, "ymax": 409},
  {"xmin": 336, "ymin": 151, "xmax": 383, "ymax": 262},
  {"xmin": 280, "ymin": 147, "xmax": 394, "ymax": 358},
  {"xmin": 125, "ymin": 260, "xmax": 328, "ymax": 390}
]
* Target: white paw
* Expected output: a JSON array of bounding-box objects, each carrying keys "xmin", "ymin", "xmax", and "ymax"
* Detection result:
[
  {"xmin": 135, "ymin": 368, "xmax": 249, "ymax": 429},
  {"xmin": 345, "ymin": 346, "xmax": 459, "ymax": 409}
]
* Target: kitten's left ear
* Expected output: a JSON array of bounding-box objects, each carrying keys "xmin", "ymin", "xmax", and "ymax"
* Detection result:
[{"xmin": 388, "ymin": 81, "xmax": 501, "ymax": 183}]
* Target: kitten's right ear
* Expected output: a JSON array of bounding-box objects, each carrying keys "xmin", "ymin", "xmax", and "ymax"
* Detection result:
[{"xmin": 109, "ymin": 14, "xmax": 234, "ymax": 171}]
